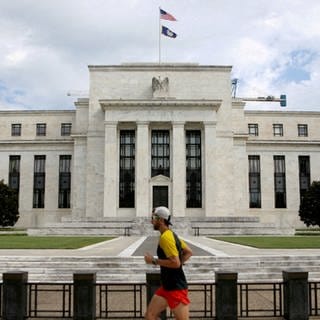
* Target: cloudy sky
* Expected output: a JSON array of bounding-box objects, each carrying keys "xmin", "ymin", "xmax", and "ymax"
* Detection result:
[{"xmin": 1, "ymin": 0, "xmax": 320, "ymax": 111}]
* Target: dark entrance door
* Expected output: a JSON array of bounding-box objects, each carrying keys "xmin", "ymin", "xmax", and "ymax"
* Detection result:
[{"xmin": 153, "ymin": 186, "xmax": 168, "ymax": 208}]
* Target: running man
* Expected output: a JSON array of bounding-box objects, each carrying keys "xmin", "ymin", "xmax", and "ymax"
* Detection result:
[{"xmin": 144, "ymin": 206, "xmax": 193, "ymax": 320}]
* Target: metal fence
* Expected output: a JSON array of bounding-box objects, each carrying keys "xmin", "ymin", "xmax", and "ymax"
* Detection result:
[
  {"xmin": 1, "ymin": 275, "xmax": 319, "ymax": 319},
  {"xmin": 310, "ymin": 281, "xmax": 320, "ymax": 317}
]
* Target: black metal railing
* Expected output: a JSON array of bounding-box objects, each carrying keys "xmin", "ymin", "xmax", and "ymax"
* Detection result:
[
  {"xmin": 309, "ymin": 281, "xmax": 320, "ymax": 317},
  {"xmin": 1, "ymin": 273, "xmax": 320, "ymax": 319},
  {"xmin": 28, "ymin": 283, "xmax": 72, "ymax": 319},
  {"xmin": 239, "ymin": 282, "xmax": 283, "ymax": 318},
  {"xmin": 97, "ymin": 284, "xmax": 144, "ymax": 319},
  {"xmin": 0, "ymin": 283, "xmax": 2, "ymax": 316}
]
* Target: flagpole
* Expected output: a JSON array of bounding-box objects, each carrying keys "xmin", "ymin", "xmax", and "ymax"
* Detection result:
[{"xmin": 159, "ymin": 7, "xmax": 161, "ymax": 64}]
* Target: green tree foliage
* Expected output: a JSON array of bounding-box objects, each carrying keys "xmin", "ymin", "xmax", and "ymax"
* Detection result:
[
  {"xmin": 0, "ymin": 180, "xmax": 19, "ymax": 227},
  {"xmin": 299, "ymin": 181, "xmax": 320, "ymax": 227}
]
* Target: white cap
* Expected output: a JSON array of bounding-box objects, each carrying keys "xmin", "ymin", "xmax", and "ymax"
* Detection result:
[{"xmin": 154, "ymin": 206, "xmax": 172, "ymax": 225}]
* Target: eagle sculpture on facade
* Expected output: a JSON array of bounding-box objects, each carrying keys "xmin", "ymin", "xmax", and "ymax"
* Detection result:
[{"xmin": 152, "ymin": 76, "xmax": 169, "ymax": 98}]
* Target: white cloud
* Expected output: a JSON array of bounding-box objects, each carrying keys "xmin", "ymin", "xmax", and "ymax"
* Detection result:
[{"xmin": 0, "ymin": 0, "xmax": 320, "ymax": 110}]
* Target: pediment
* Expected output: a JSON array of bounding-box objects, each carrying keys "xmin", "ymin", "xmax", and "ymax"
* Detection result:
[{"xmin": 151, "ymin": 175, "xmax": 170, "ymax": 183}]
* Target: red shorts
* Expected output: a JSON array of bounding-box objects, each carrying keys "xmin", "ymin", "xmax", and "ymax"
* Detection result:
[{"xmin": 155, "ymin": 286, "xmax": 190, "ymax": 310}]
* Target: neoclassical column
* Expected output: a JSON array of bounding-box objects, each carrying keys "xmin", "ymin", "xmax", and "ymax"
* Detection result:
[
  {"xmin": 172, "ymin": 122, "xmax": 186, "ymax": 217},
  {"xmin": 71, "ymin": 135, "xmax": 87, "ymax": 218},
  {"xmin": 136, "ymin": 122, "xmax": 149, "ymax": 217},
  {"xmin": 203, "ymin": 121, "xmax": 217, "ymax": 217},
  {"xmin": 103, "ymin": 122, "xmax": 118, "ymax": 217}
]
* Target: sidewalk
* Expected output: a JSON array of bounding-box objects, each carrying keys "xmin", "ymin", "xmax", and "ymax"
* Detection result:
[{"xmin": 1, "ymin": 235, "xmax": 320, "ymax": 258}]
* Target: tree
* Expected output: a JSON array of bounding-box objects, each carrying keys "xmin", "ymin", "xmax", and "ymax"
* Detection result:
[
  {"xmin": 299, "ymin": 181, "xmax": 320, "ymax": 227},
  {"xmin": 0, "ymin": 180, "xmax": 19, "ymax": 227}
]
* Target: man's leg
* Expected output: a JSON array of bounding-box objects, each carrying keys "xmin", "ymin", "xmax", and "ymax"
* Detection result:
[
  {"xmin": 172, "ymin": 303, "xmax": 189, "ymax": 320},
  {"xmin": 145, "ymin": 294, "xmax": 168, "ymax": 320}
]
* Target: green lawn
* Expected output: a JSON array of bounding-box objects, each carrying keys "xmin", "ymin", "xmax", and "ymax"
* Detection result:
[
  {"xmin": 0, "ymin": 235, "xmax": 113, "ymax": 249},
  {"xmin": 212, "ymin": 236, "xmax": 320, "ymax": 249}
]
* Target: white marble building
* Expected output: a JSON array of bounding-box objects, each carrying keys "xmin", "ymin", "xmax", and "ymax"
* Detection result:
[{"xmin": 0, "ymin": 63, "xmax": 319, "ymax": 233}]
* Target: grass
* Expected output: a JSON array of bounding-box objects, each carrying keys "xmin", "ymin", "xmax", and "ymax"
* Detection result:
[
  {"xmin": 0, "ymin": 235, "xmax": 113, "ymax": 249},
  {"xmin": 212, "ymin": 236, "xmax": 320, "ymax": 249}
]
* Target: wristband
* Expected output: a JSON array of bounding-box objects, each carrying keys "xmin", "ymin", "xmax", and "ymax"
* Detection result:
[{"xmin": 152, "ymin": 257, "xmax": 158, "ymax": 265}]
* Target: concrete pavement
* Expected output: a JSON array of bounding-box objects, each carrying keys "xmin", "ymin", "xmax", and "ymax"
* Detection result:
[{"xmin": 1, "ymin": 234, "xmax": 320, "ymax": 258}]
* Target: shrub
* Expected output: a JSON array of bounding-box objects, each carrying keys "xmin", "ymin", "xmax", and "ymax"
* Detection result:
[
  {"xmin": 299, "ymin": 181, "xmax": 320, "ymax": 227},
  {"xmin": 0, "ymin": 180, "xmax": 19, "ymax": 227}
]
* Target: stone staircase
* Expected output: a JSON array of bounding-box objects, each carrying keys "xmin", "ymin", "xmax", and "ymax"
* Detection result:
[
  {"xmin": 190, "ymin": 217, "xmax": 293, "ymax": 236},
  {"xmin": 27, "ymin": 216, "xmax": 292, "ymax": 236},
  {"xmin": 0, "ymin": 255, "xmax": 319, "ymax": 283},
  {"xmin": 28, "ymin": 217, "xmax": 135, "ymax": 236}
]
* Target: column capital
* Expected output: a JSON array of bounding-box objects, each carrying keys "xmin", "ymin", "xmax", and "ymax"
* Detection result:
[
  {"xmin": 104, "ymin": 121, "xmax": 118, "ymax": 128},
  {"xmin": 172, "ymin": 121, "xmax": 185, "ymax": 128},
  {"xmin": 203, "ymin": 121, "xmax": 217, "ymax": 127},
  {"xmin": 136, "ymin": 121, "xmax": 149, "ymax": 126}
]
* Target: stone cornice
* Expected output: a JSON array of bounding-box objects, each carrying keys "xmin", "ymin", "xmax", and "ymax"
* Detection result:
[
  {"xmin": 247, "ymin": 139, "xmax": 320, "ymax": 146},
  {"xmin": 89, "ymin": 64, "xmax": 232, "ymax": 73},
  {"xmin": 0, "ymin": 139, "xmax": 74, "ymax": 145},
  {"xmin": 100, "ymin": 99, "xmax": 221, "ymax": 111},
  {"xmin": 233, "ymin": 133, "xmax": 249, "ymax": 139},
  {"xmin": 245, "ymin": 110, "xmax": 320, "ymax": 117},
  {"xmin": 0, "ymin": 109, "xmax": 75, "ymax": 116}
]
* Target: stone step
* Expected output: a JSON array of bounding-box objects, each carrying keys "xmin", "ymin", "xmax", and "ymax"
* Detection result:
[
  {"xmin": 27, "ymin": 216, "xmax": 291, "ymax": 236},
  {"xmin": 61, "ymin": 217, "xmax": 134, "ymax": 223},
  {"xmin": 192, "ymin": 229, "xmax": 290, "ymax": 236},
  {"xmin": 28, "ymin": 228, "xmax": 131, "ymax": 236},
  {"xmin": 191, "ymin": 216, "xmax": 260, "ymax": 223},
  {"xmin": 191, "ymin": 222, "xmax": 275, "ymax": 228},
  {"xmin": 47, "ymin": 223, "xmax": 133, "ymax": 228},
  {"xmin": 1, "ymin": 255, "xmax": 320, "ymax": 282}
]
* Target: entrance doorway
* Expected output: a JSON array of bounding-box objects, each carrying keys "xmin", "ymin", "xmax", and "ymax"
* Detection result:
[{"xmin": 153, "ymin": 186, "xmax": 168, "ymax": 208}]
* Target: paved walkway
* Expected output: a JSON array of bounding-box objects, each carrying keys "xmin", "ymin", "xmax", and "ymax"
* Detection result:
[{"xmin": 1, "ymin": 234, "xmax": 320, "ymax": 257}]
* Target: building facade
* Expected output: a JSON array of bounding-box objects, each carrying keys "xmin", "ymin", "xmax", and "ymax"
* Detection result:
[{"xmin": 0, "ymin": 63, "xmax": 319, "ymax": 233}]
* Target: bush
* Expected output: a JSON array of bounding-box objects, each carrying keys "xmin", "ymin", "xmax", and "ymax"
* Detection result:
[
  {"xmin": 299, "ymin": 181, "xmax": 320, "ymax": 227},
  {"xmin": 0, "ymin": 180, "xmax": 19, "ymax": 227}
]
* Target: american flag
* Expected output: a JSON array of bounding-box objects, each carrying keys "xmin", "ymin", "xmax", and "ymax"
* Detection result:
[{"xmin": 160, "ymin": 8, "xmax": 177, "ymax": 21}]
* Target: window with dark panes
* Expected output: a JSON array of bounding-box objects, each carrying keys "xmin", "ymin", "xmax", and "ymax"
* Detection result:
[
  {"xmin": 274, "ymin": 155, "xmax": 286, "ymax": 208},
  {"xmin": 36, "ymin": 123, "xmax": 46, "ymax": 136},
  {"xmin": 59, "ymin": 155, "xmax": 71, "ymax": 208},
  {"xmin": 299, "ymin": 156, "xmax": 310, "ymax": 203},
  {"xmin": 248, "ymin": 124, "xmax": 259, "ymax": 136},
  {"xmin": 33, "ymin": 155, "xmax": 46, "ymax": 208},
  {"xmin": 298, "ymin": 124, "xmax": 308, "ymax": 137},
  {"xmin": 9, "ymin": 155, "xmax": 21, "ymax": 193},
  {"xmin": 119, "ymin": 130, "xmax": 135, "ymax": 208},
  {"xmin": 11, "ymin": 124, "xmax": 21, "ymax": 136},
  {"xmin": 186, "ymin": 130, "xmax": 202, "ymax": 208},
  {"xmin": 273, "ymin": 124, "xmax": 283, "ymax": 136},
  {"xmin": 151, "ymin": 130, "xmax": 170, "ymax": 177},
  {"xmin": 61, "ymin": 123, "xmax": 72, "ymax": 136},
  {"xmin": 248, "ymin": 155, "xmax": 261, "ymax": 208}
]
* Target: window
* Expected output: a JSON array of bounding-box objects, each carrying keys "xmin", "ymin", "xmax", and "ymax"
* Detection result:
[
  {"xmin": 153, "ymin": 186, "xmax": 168, "ymax": 208},
  {"xmin": 248, "ymin": 155, "xmax": 261, "ymax": 208},
  {"xmin": 186, "ymin": 130, "xmax": 202, "ymax": 208},
  {"xmin": 273, "ymin": 124, "xmax": 283, "ymax": 136},
  {"xmin": 299, "ymin": 156, "xmax": 310, "ymax": 203},
  {"xmin": 11, "ymin": 124, "xmax": 21, "ymax": 136},
  {"xmin": 274, "ymin": 156, "xmax": 286, "ymax": 208},
  {"xmin": 119, "ymin": 130, "xmax": 135, "ymax": 208},
  {"xmin": 151, "ymin": 130, "xmax": 170, "ymax": 177},
  {"xmin": 248, "ymin": 124, "xmax": 259, "ymax": 136},
  {"xmin": 36, "ymin": 123, "xmax": 46, "ymax": 136},
  {"xmin": 59, "ymin": 155, "xmax": 71, "ymax": 208},
  {"xmin": 298, "ymin": 124, "xmax": 308, "ymax": 137},
  {"xmin": 61, "ymin": 123, "xmax": 72, "ymax": 136},
  {"xmin": 33, "ymin": 155, "xmax": 46, "ymax": 208},
  {"xmin": 9, "ymin": 155, "xmax": 21, "ymax": 193}
]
